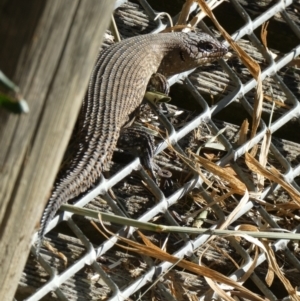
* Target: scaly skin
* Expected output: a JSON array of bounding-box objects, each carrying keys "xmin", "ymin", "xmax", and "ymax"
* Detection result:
[{"xmin": 37, "ymin": 31, "xmax": 227, "ymax": 252}]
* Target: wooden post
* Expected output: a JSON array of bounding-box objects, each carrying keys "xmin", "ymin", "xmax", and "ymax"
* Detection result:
[{"xmin": 0, "ymin": 0, "xmax": 115, "ymax": 299}]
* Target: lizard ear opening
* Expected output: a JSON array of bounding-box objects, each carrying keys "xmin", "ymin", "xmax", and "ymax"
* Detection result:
[{"xmin": 180, "ymin": 51, "xmax": 186, "ymax": 61}]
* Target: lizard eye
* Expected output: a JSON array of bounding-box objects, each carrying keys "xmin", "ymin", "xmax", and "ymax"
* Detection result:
[{"xmin": 199, "ymin": 41, "xmax": 216, "ymax": 52}]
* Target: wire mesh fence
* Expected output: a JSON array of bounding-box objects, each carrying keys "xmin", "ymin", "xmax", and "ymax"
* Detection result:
[{"xmin": 17, "ymin": 0, "xmax": 300, "ymax": 300}]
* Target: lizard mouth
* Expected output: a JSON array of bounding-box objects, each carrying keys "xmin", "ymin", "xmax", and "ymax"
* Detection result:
[
  {"xmin": 205, "ymin": 43, "xmax": 228, "ymax": 61},
  {"xmin": 201, "ymin": 45, "xmax": 228, "ymax": 63}
]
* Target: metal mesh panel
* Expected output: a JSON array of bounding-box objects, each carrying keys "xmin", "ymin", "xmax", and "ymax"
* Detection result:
[{"xmin": 17, "ymin": 0, "xmax": 300, "ymax": 300}]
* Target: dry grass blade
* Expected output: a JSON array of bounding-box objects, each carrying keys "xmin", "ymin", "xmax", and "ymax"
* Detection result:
[
  {"xmin": 93, "ymin": 217, "xmax": 264, "ymax": 300},
  {"xmin": 138, "ymin": 230, "xmax": 262, "ymax": 301},
  {"xmin": 245, "ymin": 152, "xmax": 300, "ymax": 207},
  {"xmin": 161, "ymin": 25, "xmax": 193, "ymax": 33},
  {"xmin": 43, "ymin": 241, "xmax": 68, "ymax": 267},
  {"xmin": 261, "ymin": 22, "xmax": 269, "ymax": 52},
  {"xmin": 199, "ymin": 232, "xmax": 259, "ymax": 300},
  {"xmin": 155, "ymin": 13, "xmax": 174, "ymax": 29},
  {"xmin": 189, "ymin": 0, "xmax": 224, "ymax": 27},
  {"xmin": 219, "ymin": 190, "xmax": 249, "ymax": 230},
  {"xmin": 232, "ymin": 233, "xmax": 274, "ymax": 287},
  {"xmin": 176, "ymin": 0, "xmax": 194, "ymax": 25},
  {"xmin": 239, "ymin": 240, "xmax": 260, "ymax": 284},
  {"xmin": 166, "ymin": 142, "xmax": 214, "ymax": 187},
  {"xmin": 213, "ymin": 227, "xmax": 298, "ymax": 291},
  {"xmin": 264, "ymin": 94, "xmax": 291, "ymax": 109},
  {"xmin": 188, "ymin": 150, "xmax": 247, "ymax": 195},
  {"xmin": 237, "ymin": 119, "xmax": 249, "ymax": 146},
  {"xmin": 260, "ymin": 130, "xmax": 272, "ymax": 166},
  {"xmin": 61, "ymin": 204, "xmax": 300, "ymax": 239},
  {"xmin": 264, "ymin": 242, "xmax": 300, "ymax": 301},
  {"xmin": 236, "ymin": 224, "xmax": 259, "ymax": 232},
  {"xmin": 258, "ymin": 129, "xmax": 272, "ymax": 189},
  {"xmin": 203, "ymin": 276, "xmax": 236, "ymax": 301},
  {"xmin": 166, "ymin": 272, "xmax": 186, "ymax": 300},
  {"xmin": 202, "ymin": 219, "xmax": 260, "ymax": 287},
  {"xmin": 196, "ymin": 0, "xmax": 263, "ymax": 143}
]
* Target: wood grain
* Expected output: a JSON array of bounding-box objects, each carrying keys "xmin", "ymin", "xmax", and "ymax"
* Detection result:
[{"xmin": 0, "ymin": 0, "xmax": 114, "ymax": 299}]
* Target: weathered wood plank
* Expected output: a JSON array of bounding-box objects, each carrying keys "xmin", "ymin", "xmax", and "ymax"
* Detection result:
[
  {"xmin": 0, "ymin": 0, "xmax": 78, "ymax": 235},
  {"xmin": 0, "ymin": 0, "xmax": 115, "ymax": 299}
]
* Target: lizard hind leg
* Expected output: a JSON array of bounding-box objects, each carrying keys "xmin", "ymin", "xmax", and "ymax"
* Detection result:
[
  {"xmin": 117, "ymin": 127, "xmax": 158, "ymax": 179},
  {"xmin": 116, "ymin": 74, "xmax": 173, "ymax": 181},
  {"xmin": 117, "ymin": 73, "xmax": 170, "ymax": 179}
]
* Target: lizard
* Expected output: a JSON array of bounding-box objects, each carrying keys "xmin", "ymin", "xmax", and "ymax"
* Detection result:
[{"xmin": 37, "ymin": 31, "xmax": 228, "ymax": 253}]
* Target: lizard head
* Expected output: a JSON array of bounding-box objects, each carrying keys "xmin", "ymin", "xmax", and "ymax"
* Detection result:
[{"xmin": 158, "ymin": 31, "xmax": 228, "ymax": 77}]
